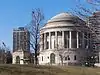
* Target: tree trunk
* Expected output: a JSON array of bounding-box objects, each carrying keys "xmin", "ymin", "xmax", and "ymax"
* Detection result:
[
  {"xmin": 35, "ymin": 49, "xmax": 38, "ymax": 65},
  {"xmin": 35, "ymin": 38, "xmax": 38, "ymax": 65}
]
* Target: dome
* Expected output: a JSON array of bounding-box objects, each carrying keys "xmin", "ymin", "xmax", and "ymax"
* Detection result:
[
  {"xmin": 42, "ymin": 12, "xmax": 82, "ymax": 29},
  {"xmin": 47, "ymin": 12, "xmax": 74, "ymax": 23}
]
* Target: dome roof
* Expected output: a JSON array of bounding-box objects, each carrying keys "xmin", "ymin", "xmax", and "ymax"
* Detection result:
[
  {"xmin": 47, "ymin": 12, "xmax": 74, "ymax": 23},
  {"xmin": 42, "ymin": 12, "xmax": 83, "ymax": 29}
]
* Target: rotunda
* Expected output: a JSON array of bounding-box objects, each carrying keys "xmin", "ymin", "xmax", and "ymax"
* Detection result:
[{"xmin": 38, "ymin": 12, "xmax": 92, "ymax": 65}]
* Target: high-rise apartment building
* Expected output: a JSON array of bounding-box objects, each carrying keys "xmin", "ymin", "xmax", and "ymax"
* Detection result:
[
  {"xmin": 13, "ymin": 27, "xmax": 30, "ymax": 52},
  {"xmin": 12, "ymin": 27, "xmax": 30, "ymax": 64}
]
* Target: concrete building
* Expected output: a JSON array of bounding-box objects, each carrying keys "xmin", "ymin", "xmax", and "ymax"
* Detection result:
[
  {"xmin": 89, "ymin": 11, "xmax": 100, "ymax": 64},
  {"xmin": 12, "ymin": 27, "xmax": 30, "ymax": 64},
  {"xmin": 38, "ymin": 12, "xmax": 92, "ymax": 66}
]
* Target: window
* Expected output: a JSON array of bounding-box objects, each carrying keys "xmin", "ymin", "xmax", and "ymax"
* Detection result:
[
  {"xmin": 46, "ymin": 41, "xmax": 49, "ymax": 49},
  {"xmin": 71, "ymin": 31, "xmax": 76, "ymax": 39},
  {"xmin": 74, "ymin": 55, "xmax": 76, "ymax": 60},
  {"xmin": 57, "ymin": 31, "xmax": 62, "ymax": 36},
  {"xmin": 47, "ymin": 57, "xmax": 49, "ymax": 59},
  {"xmin": 50, "ymin": 53, "xmax": 55, "ymax": 64},
  {"xmin": 65, "ymin": 57, "xmax": 67, "ymax": 60},
  {"xmin": 51, "ymin": 32, "xmax": 55, "ymax": 36},
  {"xmin": 65, "ymin": 55, "xmax": 70, "ymax": 60},
  {"xmin": 71, "ymin": 31, "xmax": 77, "ymax": 48},
  {"xmin": 42, "ymin": 56, "xmax": 43, "ymax": 61},
  {"xmin": 16, "ymin": 56, "xmax": 20, "ymax": 64},
  {"xmin": 68, "ymin": 55, "xmax": 70, "ymax": 60},
  {"xmin": 64, "ymin": 31, "xmax": 69, "ymax": 48}
]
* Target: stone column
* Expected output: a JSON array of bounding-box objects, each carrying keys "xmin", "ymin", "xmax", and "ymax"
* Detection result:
[
  {"xmin": 82, "ymin": 33, "xmax": 84, "ymax": 48},
  {"xmin": 55, "ymin": 31, "xmax": 58, "ymax": 49},
  {"xmin": 49, "ymin": 32, "xmax": 51, "ymax": 49},
  {"xmin": 44, "ymin": 33, "xmax": 46, "ymax": 49},
  {"xmin": 62, "ymin": 31, "xmax": 64, "ymax": 48},
  {"xmin": 40, "ymin": 34, "xmax": 43, "ymax": 51},
  {"xmin": 69, "ymin": 31, "xmax": 71, "ymax": 48},
  {"xmin": 77, "ymin": 32, "xmax": 79, "ymax": 48}
]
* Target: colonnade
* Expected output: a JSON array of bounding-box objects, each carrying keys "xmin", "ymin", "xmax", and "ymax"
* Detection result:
[{"xmin": 40, "ymin": 31, "xmax": 90, "ymax": 51}]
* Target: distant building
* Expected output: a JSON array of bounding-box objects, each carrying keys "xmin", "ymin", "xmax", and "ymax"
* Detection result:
[
  {"xmin": 12, "ymin": 27, "xmax": 30, "ymax": 64},
  {"xmin": 88, "ymin": 11, "xmax": 100, "ymax": 63},
  {"xmin": 39, "ymin": 12, "xmax": 92, "ymax": 66},
  {"xmin": 13, "ymin": 27, "xmax": 30, "ymax": 52}
]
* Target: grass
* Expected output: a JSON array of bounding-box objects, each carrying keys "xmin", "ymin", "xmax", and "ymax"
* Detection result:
[{"xmin": 0, "ymin": 64, "xmax": 99, "ymax": 75}]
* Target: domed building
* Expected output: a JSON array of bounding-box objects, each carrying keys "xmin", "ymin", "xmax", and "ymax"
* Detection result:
[{"xmin": 38, "ymin": 12, "xmax": 92, "ymax": 66}]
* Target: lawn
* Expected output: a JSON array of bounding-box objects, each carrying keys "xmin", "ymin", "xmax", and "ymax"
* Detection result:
[{"xmin": 0, "ymin": 64, "xmax": 100, "ymax": 75}]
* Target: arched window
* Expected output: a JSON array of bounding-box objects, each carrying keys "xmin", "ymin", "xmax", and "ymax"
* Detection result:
[
  {"xmin": 16, "ymin": 56, "xmax": 20, "ymax": 64},
  {"xmin": 50, "ymin": 53, "xmax": 55, "ymax": 64}
]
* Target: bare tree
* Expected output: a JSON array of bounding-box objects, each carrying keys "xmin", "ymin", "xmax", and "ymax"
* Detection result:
[
  {"xmin": 70, "ymin": 0, "xmax": 100, "ymax": 66},
  {"xmin": 69, "ymin": 0, "xmax": 100, "ymax": 20},
  {"xmin": 0, "ymin": 42, "xmax": 10, "ymax": 64},
  {"xmin": 55, "ymin": 43, "xmax": 69, "ymax": 66},
  {"xmin": 56, "ymin": 45, "xmax": 64, "ymax": 65},
  {"xmin": 26, "ymin": 8, "xmax": 44, "ymax": 65},
  {"xmin": 58, "ymin": 50, "xmax": 69, "ymax": 66}
]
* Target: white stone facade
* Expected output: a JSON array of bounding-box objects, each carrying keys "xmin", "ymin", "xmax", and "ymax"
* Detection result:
[
  {"xmin": 39, "ymin": 13, "xmax": 92, "ymax": 65},
  {"xmin": 12, "ymin": 50, "xmax": 30, "ymax": 64}
]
